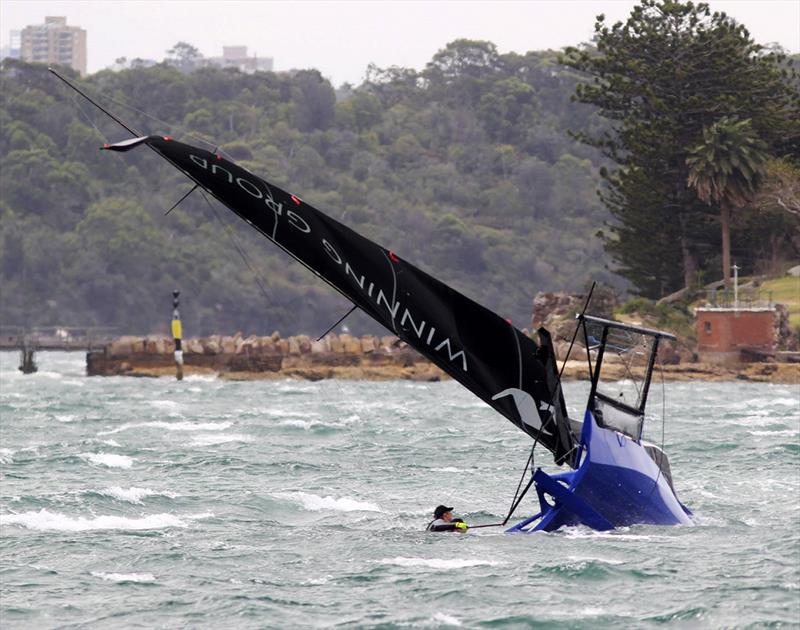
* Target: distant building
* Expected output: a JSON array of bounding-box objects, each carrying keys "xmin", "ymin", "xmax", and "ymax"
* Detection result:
[
  {"xmin": 206, "ymin": 46, "xmax": 273, "ymax": 74},
  {"xmin": 695, "ymin": 286, "xmax": 777, "ymax": 365},
  {"xmin": 1, "ymin": 30, "xmax": 21, "ymax": 61},
  {"xmin": 20, "ymin": 16, "xmax": 86, "ymax": 76}
]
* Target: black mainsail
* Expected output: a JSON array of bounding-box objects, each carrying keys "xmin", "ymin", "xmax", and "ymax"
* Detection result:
[{"xmin": 105, "ymin": 135, "xmax": 577, "ymax": 467}]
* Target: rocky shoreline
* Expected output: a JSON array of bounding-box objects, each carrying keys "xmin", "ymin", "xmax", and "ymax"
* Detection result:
[{"xmin": 86, "ymin": 332, "xmax": 799, "ymax": 383}]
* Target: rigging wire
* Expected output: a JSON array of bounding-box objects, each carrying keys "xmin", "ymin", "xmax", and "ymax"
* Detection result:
[
  {"xmin": 199, "ymin": 191, "xmax": 273, "ymax": 306},
  {"xmin": 495, "ymin": 282, "xmax": 597, "ymax": 527}
]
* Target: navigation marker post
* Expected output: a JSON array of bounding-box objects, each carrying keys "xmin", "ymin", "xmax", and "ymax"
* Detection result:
[{"xmin": 172, "ymin": 290, "xmax": 184, "ymax": 381}]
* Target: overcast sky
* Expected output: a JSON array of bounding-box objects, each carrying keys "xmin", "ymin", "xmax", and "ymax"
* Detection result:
[{"xmin": 2, "ymin": 0, "xmax": 798, "ymax": 86}]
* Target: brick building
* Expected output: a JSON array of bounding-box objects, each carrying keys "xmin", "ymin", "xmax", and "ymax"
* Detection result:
[{"xmin": 695, "ymin": 307, "xmax": 776, "ymax": 365}]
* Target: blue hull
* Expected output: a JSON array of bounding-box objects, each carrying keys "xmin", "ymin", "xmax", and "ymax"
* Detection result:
[{"xmin": 507, "ymin": 409, "xmax": 692, "ymax": 532}]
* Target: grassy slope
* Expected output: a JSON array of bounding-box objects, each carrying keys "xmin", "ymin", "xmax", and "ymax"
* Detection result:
[{"xmin": 761, "ymin": 276, "xmax": 800, "ymax": 329}]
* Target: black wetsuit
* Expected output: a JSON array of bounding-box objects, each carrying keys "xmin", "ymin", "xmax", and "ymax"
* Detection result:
[{"xmin": 426, "ymin": 518, "xmax": 463, "ymax": 532}]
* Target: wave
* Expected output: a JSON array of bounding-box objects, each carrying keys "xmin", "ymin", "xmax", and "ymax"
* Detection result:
[
  {"xmin": 748, "ymin": 430, "xmax": 798, "ymax": 437},
  {"xmin": 99, "ymin": 421, "xmax": 233, "ymax": 435},
  {"xmin": 431, "ymin": 613, "xmax": 462, "ymax": 626},
  {"xmin": 0, "ymin": 448, "xmax": 13, "ymax": 464},
  {"xmin": 148, "ymin": 399, "xmax": 180, "ymax": 409},
  {"xmin": 80, "ymin": 453, "xmax": 134, "ymax": 468},
  {"xmin": 54, "ymin": 414, "xmax": 77, "ymax": 423},
  {"xmin": 273, "ymin": 491, "xmax": 383, "ymax": 513},
  {"xmin": 97, "ymin": 486, "xmax": 179, "ymax": 504},
  {"xmin": 0, "ymin": 509, "xmax": 211, "ymax": 532},
  {"xmin": 381, "ymin": 557, "xmax": 501, "ymax": 569},
  {"xmin": 91, "ymin": 571, "xmax": 156, "ymax": 583},
  {"xmin": 191, "ymin": 433, "xmax": 252, "ymax": 446}
]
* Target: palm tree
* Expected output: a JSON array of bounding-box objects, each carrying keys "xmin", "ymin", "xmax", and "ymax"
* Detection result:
[{"xmin": 686, "ymin": 117, "xmax": 768, "ymax": 289}]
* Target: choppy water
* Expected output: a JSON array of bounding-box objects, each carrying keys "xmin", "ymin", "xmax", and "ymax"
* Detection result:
[{"xmin": 1, "ymin": 351, "xmax": 798, "ymax": 628}]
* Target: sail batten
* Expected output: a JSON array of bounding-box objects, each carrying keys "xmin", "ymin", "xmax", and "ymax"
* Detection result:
[{"xmin": 122, "ymin": 135, "xmax": 578, "ymax": 467}]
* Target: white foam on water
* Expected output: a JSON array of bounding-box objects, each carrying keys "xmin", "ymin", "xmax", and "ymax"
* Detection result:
[
  {"xmin": 149, "ymin": 399, "xmax": 179, "ymax": 409},
  {"xmin": 265, "ymin": 407, "xmax": 321, "ymax": 419},
  {"xmin": 80, "ymin": 453, "xmax": 134, "ymax": 469},
  {"xmin": 99, "ymin": 421, "xmax": 233, "ymax": 435},
  {"xmin": 99, "ymin": 486, "xmax": 179, "ymax": 504},
  {"xmin": 191, "ymin": 433, "xmax": 252, "ymax": 446},
  {"xmin": 0, "ymin": 509, "xmax": 190, "ymax": 531},
  {"xmin": 278, "ymin": 419, "xmax": 320, "ymax": 430},
  {"xmin": 37, "ymin": 371, "xmax": 64, "ymax": 380},
  {"xmin": 183, "ymin": 374, "xmax": 218, "ymax": 382},
  {"xmin": 748, "ymin": 430, "xmax": 798, "ymax": 436},
  {"xmin": 381, "ymin": 557, "xmax": 501, "ymax": 570},
  {"xmin": 273, "ymin": 491, "xmax": 384, "ymax": 513},
  {"xmin": 431, "ymin": 467, "xmax": 460, "ymax": 473},
  {"xmin": 54, "ymin": 414, "xmax": 77, "ymax": 423},
  {"xmin": 100, "ymin": 439, "xmax": 121, "ymax": 447},
  {"xmin": 431, "ymin": 612, "xmax": 462, "ymax": 626},
  {"xmin": 740, "ymin": 397, "xmax": 800, "ymax": 408},
  {"xmin": 566, "ymin": 555, "xmax": 625, "ymax": 566},
  {"xmin": 0, "ymin": 448, "xmax": 14, "ymax": 464},
  {"xmin": 91, "ymin": 571, "xmax": 156, "ymax": 583}
]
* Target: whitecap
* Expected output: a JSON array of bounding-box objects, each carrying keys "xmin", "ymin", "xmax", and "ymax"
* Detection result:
[
  {"xmin": 98, "ymin": 486, "xmax": 179, "ymax": 504},
  {"xmin": 566, "ymin": 555, "xmax": 624, "ymax": 566},
  {"xmin": 431, "ymin": 612, "xmax": 462, "ymax": 626},
  {"xmin": 149, "ymin": 400, "xmax": 179, "ymax": 409},
  {"xmin": 183, "ymin": 374, "xmax": 218, "ymax": 382},
  {"xmin": 278, "ymin": 419, "xmax": 319, "ymax": 430},
  {"xmin": 55, "ymin": 414, "xmax": 77, "ymax": 423},
  {"xmin": 748, "ymin": 430, "xmax": 798, "ymax": 436},
  {"xmin": 273, "ymin": 491, "xmax": 383, "ymax": 513},
  {"xmin": 100, "ymin": 439, "xmax": 121, "ymax": 447},
  {"xmin": 91, "ymin": 571, "xmax": 156, "ymax": 583},
  {"xmin": 191, "ymin": 433, "xmax": 252, "ymax": 446},
  {"xmin": 80, "ymin": 453, "xmax": 134, "ymax": 469},
  {"xmin": 381, "ymin": 557, "xmax": 501, "ymax": 570},
  {"xmin": 0, "ymin": 448, "xmax": 14, "ymax": 464},
  {"xmin": 431, "ymin": 467, "xmax": 460, "ymax": 473},
  {"xmin": 99, "ymin": 421, "xmax": 232, "ymax": 435},
  {"xmin": 1, "ymin": 509, "xmax": 190, "ymax": 531}
]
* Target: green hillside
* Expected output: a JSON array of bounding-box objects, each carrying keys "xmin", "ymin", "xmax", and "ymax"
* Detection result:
[{"xmin": 0, "ymin": 49, "xmax": 616, "ymax": 336}]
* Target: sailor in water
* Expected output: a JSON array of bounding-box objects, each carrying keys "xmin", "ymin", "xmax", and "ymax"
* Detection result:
[{"xmin": 426, "ymin": 505, "xmax": 469, "ymax": 532}]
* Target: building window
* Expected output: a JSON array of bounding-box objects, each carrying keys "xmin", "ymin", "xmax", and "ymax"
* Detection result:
[{"xmin": 704, "ymin": 321, "xmax": 712, "ymax": 334}]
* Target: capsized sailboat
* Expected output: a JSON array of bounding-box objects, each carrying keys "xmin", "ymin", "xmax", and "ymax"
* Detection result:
[{"xmin": 97, "ymin": 133, "xmax": 691, "ymax": 532}]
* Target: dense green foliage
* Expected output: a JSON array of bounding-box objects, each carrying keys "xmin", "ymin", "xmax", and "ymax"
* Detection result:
[
  {"xmin": 1, "ymin": 44, "xmax": 615, "ymax": 335},
  {"xmin": 563, "ymin": 0, "xmax": 800, "ymax": 298}
]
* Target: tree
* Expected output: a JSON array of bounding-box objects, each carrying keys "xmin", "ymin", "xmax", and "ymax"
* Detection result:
[
  {"xmin": 563, "ymin": 0, "xmax": 800, "ymax": 297},
  {"xmin": 687, "ymin": 117, "xmax": 768, "ymax": 288},
  {"xmin": 166, "ymin": 41, "xmax": 203, "ymax": 73}
]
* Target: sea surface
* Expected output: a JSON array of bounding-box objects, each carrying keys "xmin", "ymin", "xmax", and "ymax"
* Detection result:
[{"xmin": 1, "ymin": 351, "xmax": 798, "ymax": 628}]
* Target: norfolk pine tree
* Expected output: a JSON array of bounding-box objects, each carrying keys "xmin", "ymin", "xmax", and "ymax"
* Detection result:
[{"xmin": 562, "ymin": 0, "xmax": 799, "ymax": 297}]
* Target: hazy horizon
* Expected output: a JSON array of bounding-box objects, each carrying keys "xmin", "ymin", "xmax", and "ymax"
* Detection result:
[{"xmin": 2, "ymin": 0, "xmax": 798, "ymax": 86}]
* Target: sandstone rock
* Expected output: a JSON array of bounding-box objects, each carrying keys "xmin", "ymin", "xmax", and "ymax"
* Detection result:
[
  {"xmin": 342, "ymin": 335, "xmax": 362, "ymax": 353},
  {"xmin": 270, "ymin": 331, "xmax": 281, "ymax": 342},
  {"xmin": 311, "ymin": 339, "xmax": 329, "ymax": 353},
  {"xmin": 220, "ymin": 336, "xmax": 236, "ymax": 354},
  {"xmin": 329, "ymin": 334, "xmax": 344, "ymax": 353},
  {"xmin": 130, "ymin": 337, "xmax": 146, "ymax": 354},
  {"xmin": 202, "ymin": 337, "xmax": 221, "ymax": 355},
  {"xmin": 381, "ymin": 336, "xmax": 400, "ymax": 351},
  {"xmin": 186, "ymin": 338, "xmax": 203, "ymax": 354},
  {"xmin": 288, "ymin": 336, "xmax": 301, "ymax": 355},
  {"xmin": 361, "ymin": 336, "xmax": 376, "ymax": 353},
  {"xmin": 277, "ymin": 339, "xmax": 290, "ymax": 355},
  {"xmin": 296, "ymin": 335, "xmax": 312, "ymax": 354},
  {"xmin": 107, "ymin": 335, "xmax": 138, "ymax": 358}
]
